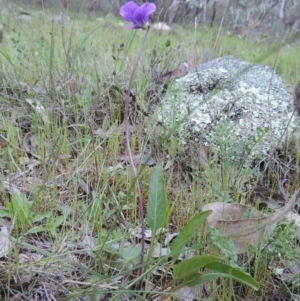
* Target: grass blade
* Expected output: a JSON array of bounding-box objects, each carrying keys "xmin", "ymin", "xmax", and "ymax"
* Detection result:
[{"xmin": 170, "ymin": 210, "xmax": 212, "ymax": 260}]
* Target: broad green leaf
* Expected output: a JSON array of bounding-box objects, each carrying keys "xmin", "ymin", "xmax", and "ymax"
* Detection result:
[
  {"xmin": 58, "ymin": 204, "xmax": 72, "ymax": 217},
  {"xmin": 184, "ymin": 273, "xmax": 221, "ymax": 286},
  {"xmin": 46, "ymin": 216, "xmax": 58, "ymax": 237},
  {"xmin": 170, "ymin": 210, "xmax": 212, "ymax": 260},
  {"xmin": 119, "ymin": 245, "xmax": 142, "ymax": 263},
  {"xmin": 47, "ymin": 226, "xmax": 57, "ymax": 237},
  {"xmin": 54, "ymin": 216, "xmax": 66, "ymax": 227},
  {"xmin": 204, "ymin": 262, "xmax": 259, "ymax": 290},
  {"xmin": 147, "ymin": 164, "xmax": 167, "ymax": 232},
  {"xmin": 173, "ymin": 255, "xmax": 220, "ymax": 281},
  {"xmin": 0, "ymin": 208, "xmax": 10, "ymax": 218},
  {"xmin": 174, "ymin": 257, "xmax": 259, "ymax": 290},
  {"xmin": 5, "ymin": 193, "xmax": 32, "ymax": 227},
  {"xmin": 33, "ymin": 212, "xmax": 52, "ymax": 223},
  {"xmin": 27, "ymin": 226, "xmax": 47, "ymax": 234}
]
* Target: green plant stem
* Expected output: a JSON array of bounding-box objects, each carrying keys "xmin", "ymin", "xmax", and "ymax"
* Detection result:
[{"xmin": 124, "ymin": 26, "xmax": 150, "ymax": 278}]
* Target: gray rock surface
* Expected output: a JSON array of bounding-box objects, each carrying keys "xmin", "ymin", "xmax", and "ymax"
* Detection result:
[
  {"xmin": 158, "ymin": 56, "xmax": 298, "ymax": 165},
  {"xmin": 52, "ymin": 13, "xmax": 71, "ymax": 24}
]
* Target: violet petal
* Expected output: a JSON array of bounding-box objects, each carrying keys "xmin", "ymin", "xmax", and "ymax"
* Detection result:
[
  {"xmin": 132, "ymin": 2, "xmax": 156, "ymax": 27},
  {"xmin": 120, "ymin": 1, "xmax": 139, "ymax": 22}
]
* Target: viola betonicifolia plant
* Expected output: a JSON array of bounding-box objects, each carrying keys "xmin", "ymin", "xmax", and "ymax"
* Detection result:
[
  {"xmin": 119, "ymin": 1, "xmax": 156, "ymax": 278},
  {"xmin": 118, "ymin": 1, "xmax": 260, "ymax": 295}
]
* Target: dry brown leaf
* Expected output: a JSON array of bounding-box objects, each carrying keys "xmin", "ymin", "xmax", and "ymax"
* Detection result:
[
  {"xmin": 0, "ymin": 135, "xmax": 8, "ymax": 149},
  {"xmin": 106, "ymin": 163, "xmax": 124, "ymax": 173},
  {"xmin": 198, "ymin": 146, "xmax": 210, "ymax": 169},
  {"xmin": 18, "ymin": 156, "xmax": 30, "ymax": 165},
  {"xmin": 78, "ymin": 178, "xmax": 93, "ymax": 196},
  {"xmin": 172, "ymin": 62, "xmax": 189, "ymax": 80},
  {"xmin": 94, "ymin": 123, "xmax": 132, "ymax": 138},
  {"xmin": 117, "ymin": 154, "xmax": 156, "ymax": 166},
  {"xmin": 25, "ymin": 98, "xmax": 49, "ymax": 124},
  {"xmin": 22, "ymin": 132, "xmax": 38, "ymax": 152},
  {"xmin": 280, "ymin": 262, "xmax": 300, "ymax": 288},
  {"xmin": 164, "ymin": 157, "xmax": 173, "ymax": 170},
  {"xmin": 203, "ymin": 190, "xmax": 298, "ymax": 254},
  {"xmin": 0, "ymin": 226, "xmax": 10, "ymax": 257},
  {"xmin": 152, "ymin": 243, "xmax": 169, "ymax": 258},
  {"xmin": 22, "ymin": 133, "xmax": 46, "ymax": 161},
  {"xmin": 25, "ymin": 159, "xmax": 41, "ymax": 172},
  {"xmin": 19, "ymin": 253, "xmax": 43, "ymax": 264},
  {"xmin": 94, "ymin": 125, "xmax": 120, "ymax": 138},
  {"xmin": 173, "ymin": 286, "xmax": 198, "ymax": 301},
  {"xmin": 3, "ymin": 180, "xmax": 21, "ymax": 195},
  {"xmin": 159, "ymin": 297, "xmax": 172, "ymax": 301},
  {"xmin": 250, "ymin": 185, "xmax": 285, "ymax": 208}
]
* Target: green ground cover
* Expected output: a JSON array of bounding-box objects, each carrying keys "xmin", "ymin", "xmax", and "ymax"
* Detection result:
[{"xmin": 0, "ymin": 7, "xmax": 299, "ymax": 300}]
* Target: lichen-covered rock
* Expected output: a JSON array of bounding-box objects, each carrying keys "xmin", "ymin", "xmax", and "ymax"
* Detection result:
[
  {"xmin": 158, "ymin": 56, "xmax": 298, "ymax": 165},
  {"xmin": 17, "ymin": 12, "xmax": 33, "ymax": 23}
]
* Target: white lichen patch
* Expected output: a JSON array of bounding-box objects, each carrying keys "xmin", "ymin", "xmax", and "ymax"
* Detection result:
[{"xmin": 158, "ymin": 56, "xmax": 299, "ymax": 163}]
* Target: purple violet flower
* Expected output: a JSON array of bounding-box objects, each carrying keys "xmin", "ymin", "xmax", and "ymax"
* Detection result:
[{"xmin": 120, "ymin": 1, "xmax": 156, "ymax": 29}]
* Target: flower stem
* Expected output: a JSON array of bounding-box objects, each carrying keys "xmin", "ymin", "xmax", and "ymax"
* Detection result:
[{"xmin": 124, "ymin": 26, "xmax": 150, "ymax": 280}]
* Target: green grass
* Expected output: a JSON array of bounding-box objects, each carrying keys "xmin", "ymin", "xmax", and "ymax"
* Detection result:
[{"xmin": 0, "ymin": 7, "xmax": 300, "ymax": 301}]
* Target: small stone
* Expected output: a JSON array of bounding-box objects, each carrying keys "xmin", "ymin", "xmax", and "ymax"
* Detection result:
[
  {"xmin": 152, "ymin": 22, "xmax": 171, "ymax": 34},
  {"xmin": 52, "ymin": 12, "xmax": 71, "ymax": 24}
]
